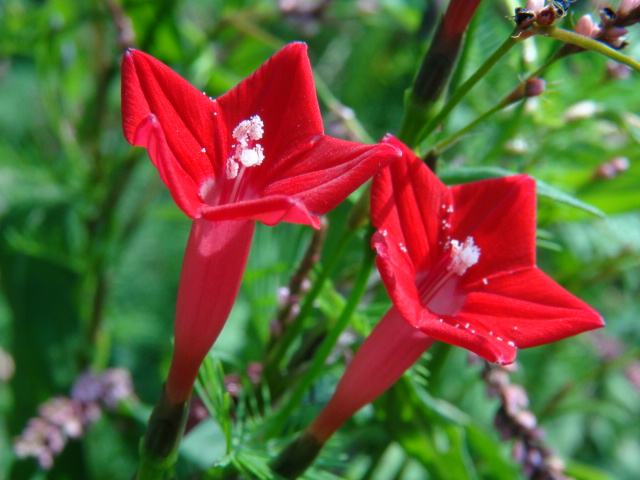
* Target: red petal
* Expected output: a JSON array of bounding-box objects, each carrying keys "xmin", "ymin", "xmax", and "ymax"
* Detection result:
[
  {"xmin": 459, "ymin": 267, "xmax": 604, "ymax": 350},
  {"xmin": 121, "ymin": 43, "xmax": 324, "ymax": 219},
  {"xmin": 200, "ymin": 194, "xmax": 320, "ymax": 228},
  {"xmin": 127, "ymin": 114, "xmax": 202, "ymax": 218},
  {"xmin": 368, "ymin": 136, "xmax": 603, "ymax": 365},
  {"xmin": 216, "ymin": 43, "xmax": 323, "ymax": 171},
  {"xmin": 401, "ymin": 267, "xmax": 604, "ymax": 365},
  {"xmin": 371, "ymin": 135, "xmax": 453, "ymax": 328},
  {"xmin": 372, "ymin": 135, "xmax": 450, "ymax": 272},
  {"xmin": 449, "ymin": 174, "xmax": 537, "ymax": 283},
  {"xmin": 262, "ymin": 136, "xmax": 401, "ymax": 217},
  {"xmin": 122, "ymin": 48, "xmax": 220, "ymax": 195}
]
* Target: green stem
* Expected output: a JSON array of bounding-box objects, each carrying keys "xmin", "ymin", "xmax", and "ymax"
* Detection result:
[
  {"xmin": 270, "ymin": 431, "xmax": 325, "ymax": 479},
  {"xmin": 433, "ymin": 103, "xmax": 503, "ymax": 153},
  {"xmin": 264, "ymin": 234, "xmax": 376, "ymax": 439},
  {"xmin": 417, "ymin": 33, "xmax": 521, "ymax": 143},
  {"xmin": 265, "ymin": 227, "xmax": 356, "ymax": 378},
  {"xmin": 534, "ymin": 25, "xmax": 640, "ymax": 71},
  {"xmin": 137, "ymin": 385, "xmax": 189, "ymax": 480},
  {"xmin": 432, "ymin": 49, "xmax": 563, "ymax": 154}
]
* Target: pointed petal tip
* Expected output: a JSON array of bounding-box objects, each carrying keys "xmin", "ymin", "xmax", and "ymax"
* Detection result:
[
  {"xmin": 381, "ymin": 133, "xmax": 402, "ymax": 148},
  {"xmin": 589, "ymin": 312, "xmax": 607, "ymax": 329},
  {"xmin": 123, "ymin": 48, "xmax": 141, "ymax": 63},
  {"xmin": 284, "ymin": 41, "xmax": 308, "ymax": 52},
  {"xmin": 275, "ymin": 41, "xmax": 309, "ymax": 60}
]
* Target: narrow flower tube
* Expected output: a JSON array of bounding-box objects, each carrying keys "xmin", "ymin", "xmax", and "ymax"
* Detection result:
[
  {"xmin": 307, "ymin": 308, "xmax": 433, "ymax": 442},
  {"xmin": 166, "ymin": 219, "xmax": 255, "ymax": 403}
]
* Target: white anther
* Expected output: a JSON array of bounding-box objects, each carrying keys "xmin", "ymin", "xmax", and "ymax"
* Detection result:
[{"xmin": 448, "ymin": 237, "xmax": 480, "ymax": 276}]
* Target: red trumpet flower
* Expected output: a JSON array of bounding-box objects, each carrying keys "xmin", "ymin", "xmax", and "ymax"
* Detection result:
[
  {"xmin": 121, "ymin": 43, "xmax": 400, "ymax": 403},
  {"xmin": 304, "ymin": 133, "xmax": 604, "ymax": 445},
  {"xmin": 371, "ymin": 135, "xmax": 604, "ymax": 365},
  {"xmin": 271, "ymin": 136, "xmax": 604, "ymax": 480}
]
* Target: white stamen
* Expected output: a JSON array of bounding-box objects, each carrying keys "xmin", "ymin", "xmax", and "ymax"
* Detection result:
[
  {"xmin": 232, "ymin": 115, "xmax": 264, "ymax": 143},
  {"xmin": 239, "ymin": 146, "xmax": 264, "ymax": 167},
  {"xmin": 226, "ymin": 115, "xmax": 265, "ymax": 179},
  {"xmin": 201, "ymin": 147, "xmax": 207, "ymax": 153},
  {"xmin": 448, "ymin": 237, "xmax": 481, "ymax": 276},
  {"xmin": 226, "ymin": 158, "xmax": 239, "ymax": 179}
]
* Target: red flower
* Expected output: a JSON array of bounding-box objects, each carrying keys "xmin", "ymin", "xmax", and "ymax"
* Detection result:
[
  {"xmin": 371, "ymin": 135, "xmax": 604, "ymax": 365},
  {"xmin": 121, "ymin": 43, "xmax": 400, "ymax": 403},
  {"xmin": 271, "ymin": 136, "xmax": 604, "ymax": 477}
]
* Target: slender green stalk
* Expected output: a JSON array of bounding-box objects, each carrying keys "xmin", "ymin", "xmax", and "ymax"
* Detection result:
[
  {"xmin": 432, "ymin": 49, "xmax": 563, "ymax": 154},
  {"xmin": 137, "ymin": 385, "xmax": 189, "ymax": 480},
  {"xmin": 264, "ymin": 235, "xmax": 376, "ymax": 439},
  {"xmin": 270, "ymin": 431, "xmax": 325, "ymax": 479},
  {"xmin": 433, "ymin": 103, "xmax": 503, "ymax": 153},
  {"xmin": 265, "ymin": 227, "xmax": 356, "ymax": 378},
  {"xmin": 417, "ymin": 34, "xmax": 521, "ymax": 144},
  {"xmin": 534, "ymin": 25, "xmax": 640, "ymax": 72}
]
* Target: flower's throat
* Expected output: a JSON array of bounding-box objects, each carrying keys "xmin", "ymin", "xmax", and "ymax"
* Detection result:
[
  {"xmin": 226, "ymin": 115, "xmax": 265, "ymax": 179},
  {"xmin": 199, "ymin": 115, "xmax": 265, "ymax": 206},
  {"xmin": 226, "ymin": 115, "xmax": 264, "ymax": 203},
  {"xmin": 417, "ymin": 237, "xmax": 480, "ymax": 315}
]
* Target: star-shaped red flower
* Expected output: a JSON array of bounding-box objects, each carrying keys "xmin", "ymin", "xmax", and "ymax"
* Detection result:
[
  {"xmin": 122, "ymin": 42, "xmax": 398, "ymax": 229},
  {"xmin": 371, "ymin": 135, "xmax": 604, "ymax": 364},
  {"xmin": 121, "ymin": 43, "xmax": 400, "ymax": 403}
]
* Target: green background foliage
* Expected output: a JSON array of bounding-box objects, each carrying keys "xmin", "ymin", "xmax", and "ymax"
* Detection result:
[{"xmin": 0, "ymin": 0, "xmax": 639, "ymax": 478}]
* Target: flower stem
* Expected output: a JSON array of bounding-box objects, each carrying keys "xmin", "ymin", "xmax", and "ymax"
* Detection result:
[
  {"xmin": 415, "ymin": 34, "xmax": 521, "ymax": 145},
  {"xmin": 137, "ymin": 385, "xmax": 188, "ymax": 480},
  {"xmin": 263, "ymin": 232, "xmax": 376, "ymax": 439},
  {"xmin": 270, "ymin": 431, "xmax": 325, "ymax": 479},
  {"xmin": 264, "ymin": 226, "xmax": 356, "ymax": 380},
  {"xmin": 533, "ymin": 25, "xmax": 640, "ymax": 72},
  {"xmin": 433, "ymin": 103, "xmax": 503, "ymax": 153},
  {"xmin": 432, "ymin": 49, "xmax": 563, "ymax": 154}
]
